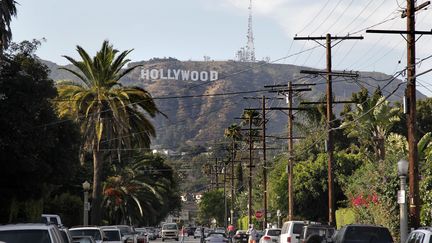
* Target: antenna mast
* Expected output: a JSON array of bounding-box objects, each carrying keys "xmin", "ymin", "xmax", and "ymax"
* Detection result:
[
  {"xmin": 246, "ymin": 0, "xmax": 256, "ymax": 62},
  {"xmin": 236, "ymin": 0, "xmax": 256, "ymax": 62}
]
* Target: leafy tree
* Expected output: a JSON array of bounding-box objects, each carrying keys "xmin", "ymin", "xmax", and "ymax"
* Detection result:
[
  {"xmin": 0, "ymin": 0, "xmax": 17, "ymax": 54},
  {"xmin": 341, "ymin": 88, "xmax": 400, "ymax": 161},
  {"xmin": 56, "ymin": 40, "xmax": 161, "ymax": 224},
  {"xmin": 198, "ymin": 190, "xmax": 226, "ymax": 226},
  {"xmin": 0, "ymin": 40, "xmax": 80, "ymax": 223}
]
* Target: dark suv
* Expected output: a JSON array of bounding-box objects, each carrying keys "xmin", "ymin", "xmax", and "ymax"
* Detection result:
[
  {"xmin": 333, "ymin": 224, "xmax": 393, "ymax": 243},
  {"xmin": 299, "ymin": 224, "xmax": 335, "ymax": 243}
]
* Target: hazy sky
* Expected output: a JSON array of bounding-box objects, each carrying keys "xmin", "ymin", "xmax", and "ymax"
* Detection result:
[{"xmin": 11, "ymin": 0, "xmax": 432, "ymax": 96}]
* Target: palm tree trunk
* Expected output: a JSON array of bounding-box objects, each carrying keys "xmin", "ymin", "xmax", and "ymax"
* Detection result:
[{"xmin": 91, "ymin": 148, "xmax": 104, "ymax": 225}]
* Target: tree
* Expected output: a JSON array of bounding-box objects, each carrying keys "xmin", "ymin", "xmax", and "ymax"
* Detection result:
[
  {"xmin": 198, "ymin": 190, "xmax": 226, "ymax": 226},
  {"xmin": 103, "ymin": 153, "xmax": 181, "ymax": 226},
  {"xmin": 0, "ymin": 0, "xmax": 17, "ymax": 54},
  {"xmin": 0, "ymin": 40, "xmax": 80, "ymax": 223},
  {"xmin": 56, "ymin": 40, "xmax": 161, "ymax": 224},
  {"xmin": 341, "ymin": 89, "xmax": 400, "ymax": 161}
]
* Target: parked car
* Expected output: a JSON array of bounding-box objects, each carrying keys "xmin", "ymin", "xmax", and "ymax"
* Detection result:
[
  {"xmin": 194, "ymin": 227, "xmax": 203, "ymax": 239},
  {"xmin": 72, "ymin": 235, "xmax": 97, "ymax": 243},
  {"xmin": 332, "ymin": 224, "xmax": 393, "ymax": 243},
  {"xmin": 161, "ymin": 223, "xmax": 179, "ymax": 241},
  {"xmin": 233, "ymin": 230, "xmax": 248, "ymax": 243},
  {"xmin": 102, "ymin": 228, "xmax": 122, "ymax": 243},
  {"xmin": 187, "ymin": 227, "xmax": 197, "ymax": 237},
  {"xmin": 204, "ymin": 228, "xmax": 213, "ymax": 237},
  {"xmin": 144, "ymin": 228, "xmax": 157, "ymax": 240},
  {"xmin": 59, "ymin": 227, "xmax": 74, "ymax": 243},
  {"xmin": 41, "ymin": 214, "xmax": 64, "ymax": 227},
  {"xmin": 405, "ymin": 227, "xmax": 432, "ymax": 243},
  {"xmin": 259, "ymin": 228, "xmax": 282, "ymax": 243},
  {"xmin": 299, "ymin": 224, "xmax": 335, "ymax": 243},
  {"xmin": 280, "ymin": 221, "xmax": 305, "ymax": 243},
  {"xmin": 205, "ymin": 232, "xmax": 230, "ymax": 243},
  {"xmin": 69, "ymin": 226, "xmax": 105, "ymax": 243},
  {"xmin": 0, "ymin": 223, "xmax": 65, "ymax": 243},
  {"xmin": 113, "ymin": 225, "xmax": 138, "ymax": 243}
]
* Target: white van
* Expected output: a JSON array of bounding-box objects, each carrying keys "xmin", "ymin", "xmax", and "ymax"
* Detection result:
[{"xmin": 280, "ymin": 221, "xmax": 305, "ymax": 243}]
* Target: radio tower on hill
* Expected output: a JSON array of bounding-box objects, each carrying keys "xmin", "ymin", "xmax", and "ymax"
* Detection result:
[{"xmin": 236, "ymin": 0, "xmax": 256, "ymax": 62}]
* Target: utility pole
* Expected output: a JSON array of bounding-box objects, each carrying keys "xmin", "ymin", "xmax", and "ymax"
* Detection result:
[
  {"xmin": 264, "ymin": 83, "xmax": 313, "ymax": 220},
  {"xmin": 248, "ymin": 113, "xmax": 253, "ymax": 226},
  {"xmin": 262, "ymin": 95, "xmax": 268, "ymax": 229},
  {"xmin": 294, "ymin": 34, "xmax": 363, "ymax": 225},
  {"xmin": 366, "ymin": 0, "xmax": 431, "ymax": 228},
  {"xmin": 231, "ymin": 139, "xmax": 236, "ymax": 225},
  {"xmin": 287, "ymin": 82, "xmax": 294, "ymax": 221}
]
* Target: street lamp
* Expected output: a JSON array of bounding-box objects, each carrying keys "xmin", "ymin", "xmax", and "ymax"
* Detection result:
[
  {"xmin": 398, "ymin": 159, "xmax": 409, "ymax": 243},
  {"xmin": 82, "ymin": 180, "xmax": 91, "ymax": 226}
]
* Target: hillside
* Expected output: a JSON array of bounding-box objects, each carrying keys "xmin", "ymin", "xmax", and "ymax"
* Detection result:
[{"xmin": 45, "ymin": 58, "xmax": 422, "ymax": 150}]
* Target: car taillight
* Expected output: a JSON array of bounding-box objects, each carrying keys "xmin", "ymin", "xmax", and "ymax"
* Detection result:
[
  {"xmin": 287, "ymin": 236, "xmax": 291, "ymax": 243},
  {"xmin": 264, "ymin": 236, "xmax": 271, "ymax": 240}
]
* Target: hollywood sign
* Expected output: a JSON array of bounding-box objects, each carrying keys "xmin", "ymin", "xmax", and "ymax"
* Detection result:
[{"xmin": 140, "ymin": 69, "xmax": 218, "ymax": 82}]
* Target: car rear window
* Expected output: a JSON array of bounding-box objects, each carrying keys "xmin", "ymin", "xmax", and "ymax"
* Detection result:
[
  {"xmin": 70, "ymin": 229, "xmax": 102, "ymax": 240},
  {"xmin": 293, "ymin": 224, "xmax": 305, "ymax": 234},
  {"xmin": 0, "ymin": 229, "xmax": 51, "ymax": 243},
  {"xmin": 344, "ymin": 226, "xmax": 393, "ymax": 243},
  {"xmin": 268, "ymin": 230, "xmax": 281, "ymax": 236},
  {"xmin": 104, "ymin": 230, "xmax": 121, "ymax": 241}
]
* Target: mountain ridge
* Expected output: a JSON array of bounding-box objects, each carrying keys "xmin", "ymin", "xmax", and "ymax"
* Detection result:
[{"xmin": 43, "ymin": 58, "xmax": 424, "ymax": 149}]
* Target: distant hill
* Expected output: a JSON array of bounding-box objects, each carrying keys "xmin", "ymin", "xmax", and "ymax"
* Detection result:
[{"xmin": 44, "ymin": 58, "xmax": 425, "ymax": 150}]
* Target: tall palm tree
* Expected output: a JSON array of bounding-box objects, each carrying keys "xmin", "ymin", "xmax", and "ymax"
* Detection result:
[
  {"xmin": 224, "ymin": 123, "xmax": 243, "ymax": 219},
  {"xmin": 56, "ymin": 40, "xmax": 160, "ymax": 224},
  {"xmin": 0, "ymin": 0, "xmax": 17, "ymax": 54}
]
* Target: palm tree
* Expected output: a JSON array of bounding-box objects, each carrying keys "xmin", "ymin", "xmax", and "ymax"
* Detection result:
[
  {"xmin": 0, "ymin": 0, "xmax": 17, "ymax": 54},
  {"xmin": 56, "ymin": 40, "xmax": 160, "ymax": 224},
  {"xmin": 103, "ymin": 161, "xmax": 159, "ymax": 225},
  {"xmin": 341, "ymin": 91, "xmax": 400, "ymax": 161},
  {"xmin": 224, "ymin": 123, "xmax": 242, "ymax": 218}
]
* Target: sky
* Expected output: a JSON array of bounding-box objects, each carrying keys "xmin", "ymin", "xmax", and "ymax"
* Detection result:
[{"xmin": 10, "ymin": 0, "xmax": 432, "ymax": 96}]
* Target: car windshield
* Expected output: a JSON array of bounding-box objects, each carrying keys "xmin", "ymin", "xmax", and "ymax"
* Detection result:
[
  {"xmin": 163, "ymin": 224, "xmax": 178, "ymax": 230},
  {"xmin": 104, "ymin": 230, "xmax": 121, "ymax": 241},
  {"xmin": 344, "ymin": 227, "xmax": 393, "ymax": 243},
  {"xmin": 70, "ymin": 229, "xmax": 102, "ymax": 240},
  {"xmin": 0, "ymin": 229, "xmax": 51, "ymax": 243},
  {"xmin": 267, "ymin": 230, "xmax": 281, "ymax": 236}
]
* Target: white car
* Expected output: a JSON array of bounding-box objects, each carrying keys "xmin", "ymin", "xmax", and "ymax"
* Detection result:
[
  {"xmin": 0, "ymin": 223, "xmax": 65, "ymax": 243},
  {"xmin": 259, "ymin": 228, "xmax": 281, "ymax": 243},
  {"xmin": 280, "ymin": 221, "xmax": 305, "ymax": 243},
  {"xmin": 405, "ymin": 228, "xmax": 432, "ymax": 243},
  {"xmin": 70, "ymin": 226, "xmax": 105, "ymax": 243}
]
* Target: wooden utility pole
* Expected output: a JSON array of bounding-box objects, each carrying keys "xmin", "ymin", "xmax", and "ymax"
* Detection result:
[
  {"xmin": 406, "ymin": 0, "xmax": 420, "ymax": 228},
  {"xmin": 366, "ymin": 0, "xmax": 431, "ymax": 228},
  {"xmin": 294, "ymin": 34, "xmax": 363, "ymax": 225},
  {"xmin": 248, "ymin": 114, "xmax": 253, "ymax": 226},
  {"xmin": 231, "ymin": 139, "xmax": 236, "ymax": 225},
  {"xmin": 265, "ymin": 83, "xmax": 313, "ymax": 220},
  {"xmin": 262, "ymin": 95, "xmax": 268, "ymax": 229},
  {"xmin": 287, "ymin": 82, "xmax": 294, "ymax": 221}
]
